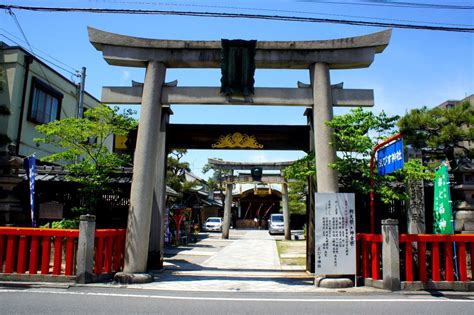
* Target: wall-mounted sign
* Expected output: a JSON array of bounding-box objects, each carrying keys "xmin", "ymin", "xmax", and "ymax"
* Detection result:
[
  {"xmin": 377, "ymin": 139, "xmax": 404, "ymax": 175},
  {"xmin": 315, "ymin": 193, "xmax": 356, "ymax": 275}
]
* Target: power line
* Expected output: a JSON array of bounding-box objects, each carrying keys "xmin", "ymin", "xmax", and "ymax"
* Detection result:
[
  {"xmin": 91, "ymin": 0, "xmax": 474, "ymax": 27},
  {"xmin": 1, "ymin": 4, "xmax": 473, "ymax": 33},
  {"xmin": 5, "ymin": 9, "xmax": 74, "ymax": 118},
  {"xmin": 0, "ymin": 27, "xmax": 79, "ymax": 73},
  {"xmin": 302, "ymin": 1, "xmax": 474, "ymax": 10},
  {"xmin": 0, "ymin": 33, "xmax": 79, "ymax": 77}
]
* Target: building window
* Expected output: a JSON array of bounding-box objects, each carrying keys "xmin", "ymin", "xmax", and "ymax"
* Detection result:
[{"xmin": 28, "ymin": 77, "xmax": 62, "ymax": 124}]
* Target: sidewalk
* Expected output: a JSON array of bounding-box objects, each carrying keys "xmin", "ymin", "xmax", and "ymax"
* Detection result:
[{"xmin": 123, "ymin": 229, "xmax": 375, "ymax": 292}]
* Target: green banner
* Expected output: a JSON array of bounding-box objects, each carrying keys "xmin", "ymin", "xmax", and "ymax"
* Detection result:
[{"xmin": 433, "ymin": 164, "xmax": 453, "ymax": 234}]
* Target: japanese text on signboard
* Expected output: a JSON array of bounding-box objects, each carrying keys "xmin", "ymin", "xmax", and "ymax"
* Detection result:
[
  {"xmin": 377, "ymin": 139, "xmax": 404, "ymax": 175},
  {"xmin": 315, "ymin": 193, "xmax": 356, "ymax": 275}
]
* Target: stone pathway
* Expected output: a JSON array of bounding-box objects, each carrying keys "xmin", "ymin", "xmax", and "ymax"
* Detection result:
[
  {"xmin": 123, "ymin": 229, "xmax": 333, "ymax": 292},
  {"xmin": 201, "ymin": 230, "xmax": 281, "ymax": 270}
]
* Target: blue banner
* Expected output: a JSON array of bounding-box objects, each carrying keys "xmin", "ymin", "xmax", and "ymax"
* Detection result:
[
  {"xmin": 377, "ymin": 139, "xmax": 404, "ymax": 176},
  {"xmin": 24, "ymin": 155, "xmax": 37, "ymax": 227}
]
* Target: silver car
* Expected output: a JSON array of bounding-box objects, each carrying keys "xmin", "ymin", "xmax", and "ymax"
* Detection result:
[
  {"xmin": 268, "ymin": 213, "xmax": 284, "ymax": 235},
  {"xmin": 202, "ymin": 217, "xmax": 223, "ymax": 232}
]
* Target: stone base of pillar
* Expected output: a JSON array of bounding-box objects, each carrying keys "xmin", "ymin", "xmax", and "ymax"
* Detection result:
[
  {"xmin": 147, "ymin": 251, "xmax": 163, "ymax": 271},
  {"xmin": 315, "ymin": 276, "xmax": 354, "ymax": 288},
  {"xmin": 114, "ymin": 272, "xmax": 154, "ymax": 284}
]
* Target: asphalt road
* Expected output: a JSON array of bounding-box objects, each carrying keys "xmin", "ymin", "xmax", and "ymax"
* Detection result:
[{"xmin": 1, "ymin": 286, "xmax": 473, "ymax": 315}]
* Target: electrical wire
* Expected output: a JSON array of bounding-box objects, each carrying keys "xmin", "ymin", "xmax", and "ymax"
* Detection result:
[
  {"xmin": 6, "ymin": 9, "xmax": 73, "ymax": 118},
  {"xmin": 0, "ymin": 28, "xmax": 79, "ymax": 74},
  {"xmin": 1, "ymin": 4, "xmax": 473, "ymax": 33},
  {"xmin": 0, "ymin": 33, "xmax": 79, "ymax": 78},
  {"xmin": 88, "ymin": 0, "xmax": 474, "ymax": 27},
  {"xmin": 302, "ymin": 1, "xmax": 474, "ymax": 10}
]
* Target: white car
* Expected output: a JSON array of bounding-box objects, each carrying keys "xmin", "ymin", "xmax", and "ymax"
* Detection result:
[{"xmin": 202, "ymin": 217, "xmax": 223, "ymax": 232}]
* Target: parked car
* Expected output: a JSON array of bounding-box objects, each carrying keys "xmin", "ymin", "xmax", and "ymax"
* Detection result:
[
  {"xmin": 202, "ymin": 217, "xmax": 223, "ymax": 232},
  {"xmin": 268, "ymin": 213, "xmax": 284, "ymax": 235}
]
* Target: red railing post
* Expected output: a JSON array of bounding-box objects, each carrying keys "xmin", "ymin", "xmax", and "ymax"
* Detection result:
[
  {"xmin": 113, "ymin": 236, "xmax": 122, "ymax": 272},
  {"xmin": 17, "ymin": 235, "xmax": 28, "ymax": 274},
  {"xmin": 94, "ymin": 237, "xmax": 104, "ymax": 275},
  {"xmin": 53, "ymin": 236, "xmax": 63, "ymax": 275},
  {"xmin": 445, "ymin": 242, "xmax": 454, "ymax": 282},
  {"xmin": 471, "ymin": 243, "xmax": 474, "ymax": 281},
  {"xmin": 65, "ymin": 238, "xmax": 75, "ymax": 276},
  {"xmin": 5, "ymin": 235, "xmax": 17, "ymax": 273},
  {"xmin": 418, "ymin": 242, "xmax": 427, "ymax": 283},
  {"xmin": 458, "ymin": 242, "xmax": 467, "ymax": 281},
  {"xmin": 405, "ymin": 241, "xmax": 413, "ymax": 282},
  {"xmin": 41, "ymin": 236, "xmax": 51, "ymax": 275},
  {"xmin": 104, "ymin": 237, "xmax": 113, "ymax": 273},
  {"xmin": 0, "ymin": 235, "xmax": 5, "ymax": 272},
  {"xmin": 362, "ymin": 240, "xmax": 370, "ymax": 278},
  {"xmin": 29, "ymin": 236, "xmax": 40, "ymax": 274},
  {"xmin": 431, "ymin": 242, "xmax": 440, "ymax": 281},
  {"xmin": 371, "ymin": 241, "xmax": 380, "ymax": 280}
]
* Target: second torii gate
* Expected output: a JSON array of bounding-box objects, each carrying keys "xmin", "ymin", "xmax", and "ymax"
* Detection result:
[
  {"xmin": 88, "ymin": 27, "xmax": 391, "ymax": 279},
  {"xmin": 207, "ymin": 159, "xmax": 294, "ymax": 240}
]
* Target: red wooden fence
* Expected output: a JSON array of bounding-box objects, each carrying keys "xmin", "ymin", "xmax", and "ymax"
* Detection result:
[
  {"xmin": 400, "ymin": 234, "xmax": 474, "ymax": 283},
  {"xmin": 357, "ymin": 233, "xmax": 382, "ymax": 280},
  {"xmin": 0, "ymin": 227, "xmax": 126, "ymax": 277},
  {"xmin": 357, "ymin": 233, "xmax": 474, "ymax": 283}
]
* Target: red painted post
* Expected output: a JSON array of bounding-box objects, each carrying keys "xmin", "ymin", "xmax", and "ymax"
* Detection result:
[
  {"xmin": 53, "ymin": 237, "xmax": 63, "ymax": 275},
  {"xmin": 17, "ymin": 235, "xmax": 28, "ymax": 274},
  {"xmin": 113, "ymin": 236, "xmax": 122, "ymax": 272},
  {"xmin": 65, "ymin": 237, "xmax": 75, "ymax": 276},
  {"xmin": 95, "ymin": 237, "xmax": 104, "ymax": 275},
  {"xmin": 458, "ymin": 242, "xmax": 467, "ymax": 281},
  {"xmin": 369, "ymin": 133, "xmax": 402, "ymax": 233},
  {"xmin": 362, "ymin": 240, "xmax": 370, "ymax": 278},
  {"xmin": 471, "ymin": 243, "xmax": 474, "ymax": 281},
  {"xmin": 371, "ymin": 242, "xmax": 380, "ymax": 280},
  {"xmin": 29, "ymin": 236, "xmax": 39, "ymax": 274},
  {"xmin": 41, "ymin": 236, "xmax": 51, "ymax": 274},
  {"xmin": 445, "ymin": 242, "xmax": 454, "ymax": 282},
  {"xmin": 5, "ymin": 235, "xmax": 17, "ymax": 273},
  {"xmin": 431, "ymin": 242, "xmax": 440, "ymax": 281},
  {"xmin": 405, "ymin": 242, "xmax": 413, "ymax": 282},
  {"xmin": 0, "ymin": 235, "xmax": 5, "ymax": 272},
  {"xmin": 104, "ymin": 237, "xmax": 113, "ymax": 273},
  {"xmin": 418, "ymin": 242, "xmax": 427, "ymax": 282}
]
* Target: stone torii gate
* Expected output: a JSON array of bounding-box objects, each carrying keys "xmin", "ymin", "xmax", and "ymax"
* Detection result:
[
  {"xmin": 207, "ymin": 158, "xmax": 294, "ymax": 240},
  {"xmin": 88, "ymin": 27, "xmax": 391, "ymax": 279}
]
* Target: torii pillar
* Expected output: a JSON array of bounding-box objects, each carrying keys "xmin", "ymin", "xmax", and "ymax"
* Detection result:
[
  {"xmin": 311, "ymin": 63, "xmax": 338, "ymax": 192},
  {"xmin": 118, "ymin": 61, "xmax": 166, "ymax": 280}
]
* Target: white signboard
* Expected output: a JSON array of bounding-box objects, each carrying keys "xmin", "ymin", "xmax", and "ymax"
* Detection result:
[{"xmin": 315, "ymin": 193, "xmax": 356, "ymax": 275}]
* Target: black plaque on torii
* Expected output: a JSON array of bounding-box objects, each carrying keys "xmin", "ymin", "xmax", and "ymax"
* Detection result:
[{"xmin": 220, "ymin": 39, "xmax": 256, "ymax": 97}]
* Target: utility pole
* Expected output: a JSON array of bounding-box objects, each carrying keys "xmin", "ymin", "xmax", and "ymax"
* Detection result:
[{"xmin": 77, "ymin": 67, "xmax": 86, "ymax": 118}]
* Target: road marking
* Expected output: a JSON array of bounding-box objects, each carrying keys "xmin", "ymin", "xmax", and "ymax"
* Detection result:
[{"xmin": 0, "ymin": 289, "xmax": 473, "ymax": 303}]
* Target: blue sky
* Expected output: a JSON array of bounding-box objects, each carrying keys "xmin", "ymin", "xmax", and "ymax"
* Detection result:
[{"xmin": 1, "ymin": 1, "xmax": 473, "ymax": 179}]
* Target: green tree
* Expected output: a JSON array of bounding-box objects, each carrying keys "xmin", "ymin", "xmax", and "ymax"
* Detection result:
[
  {"xmin": 166, "ymin": 149, "xmax": 199, "ymax": 205},
  {"xmin": 202, "ymin": 159, "xmax": 232, "ymax": 201},
  {"xmin": 287, "ymin": 180, "xmax": 307, "ymax": 215},
  {"xmin": 398, "ymin": 101, "xmax": 474, "ymax": 168},
  {"xmin": 285, "ymin": 108, "xmax": 434, "ymax": 204},
  {"xmin": 34, "ymin": 105, "xmax": 137, "ymax": 217}
]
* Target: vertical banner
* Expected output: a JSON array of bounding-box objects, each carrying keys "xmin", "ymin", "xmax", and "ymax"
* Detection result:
[
  {"xmin": 433, "ymin": 164, "xmax": 453, "ymax": 234},
  {"xmin": 24, "ymin": 154, "xmax": 37, "ymax": 227},
  {"xmin": 315, "ymin": 193, "xmax": 356, "ymax": 275}
]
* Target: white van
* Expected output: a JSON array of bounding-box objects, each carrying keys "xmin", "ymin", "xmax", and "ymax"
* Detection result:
[{"xmin": 268, "ymin": 213, "xmax": 284, "ymax": 235}]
